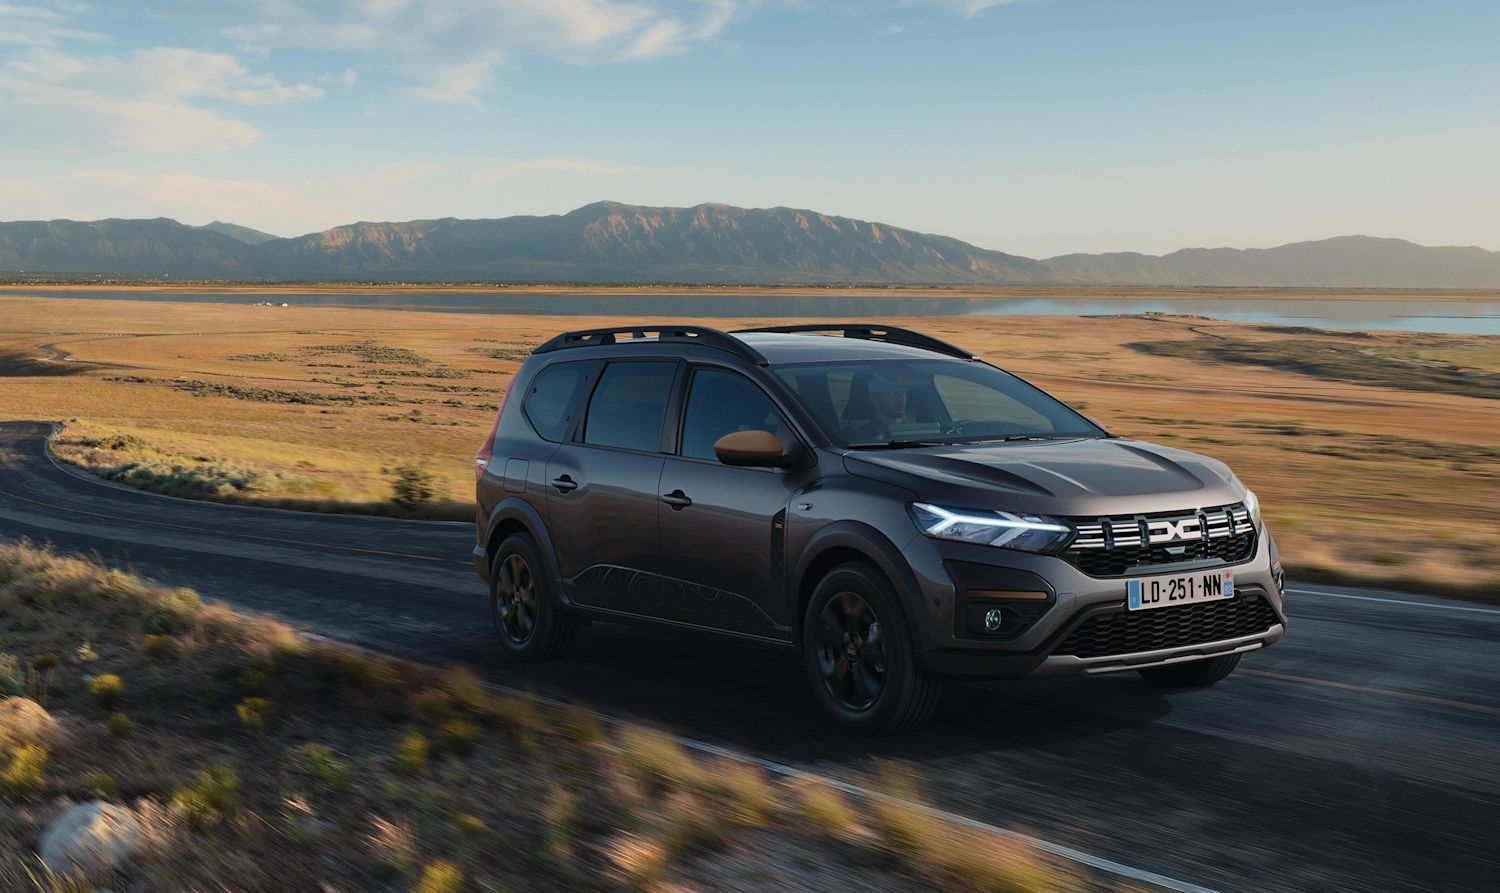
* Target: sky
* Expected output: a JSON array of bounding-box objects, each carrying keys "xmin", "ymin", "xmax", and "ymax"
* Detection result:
[{"xmin": 1, "ymin": 0, "xmax": 1497, "ymax": 257}]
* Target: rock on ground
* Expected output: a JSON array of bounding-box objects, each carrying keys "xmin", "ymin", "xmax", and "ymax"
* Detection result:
[
  {"xmin": 0, "ymin": 697, "xmax": 59, "ymax": 752},
  {"xmin": 39, "ymin": 801, "xmax": 147, "ymax": 880}
]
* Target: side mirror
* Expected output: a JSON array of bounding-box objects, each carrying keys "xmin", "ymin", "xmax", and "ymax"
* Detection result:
[{"xmin": 714, "ymin": 430, "xmax": 791, "ymax": 468}]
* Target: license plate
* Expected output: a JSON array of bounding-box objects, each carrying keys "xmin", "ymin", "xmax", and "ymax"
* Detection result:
[{"xmin": 1126, "ymin": 569, "xmax": 1234, "ymax": 611}]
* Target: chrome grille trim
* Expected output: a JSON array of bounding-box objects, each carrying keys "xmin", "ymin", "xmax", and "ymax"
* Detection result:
[
  {"xmin": 1068, "ymin": 504, "xmax": 1253, "ymax": 549},
  {"xmin": 1062, "ymin": 502, "xmax": 1257, "ymax": 577}
]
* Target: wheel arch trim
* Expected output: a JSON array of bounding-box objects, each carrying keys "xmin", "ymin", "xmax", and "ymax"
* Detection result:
[
  {"xmin": 482, "ymin": 497, "xmax": 563, "ymax": 591},
  {"xmin": 791, "ymin": 521, "xmax": 934, "ymax": 651}
]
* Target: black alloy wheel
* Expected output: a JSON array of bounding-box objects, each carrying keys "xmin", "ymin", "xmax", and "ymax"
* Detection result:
[
  {"xmin": 495, "ymin": 552, "xmax": 538, "ymax": 645},
  {"xmin": 490, "ymin": 532, "xmax": 575, "ymax": 661},
  {"xmin": 801, "ymin": 562, "xmax": 941, "ymax": 735},
  {"xmin": 816, "ymin": 590, "xmax": 887, "ymax": 712}
]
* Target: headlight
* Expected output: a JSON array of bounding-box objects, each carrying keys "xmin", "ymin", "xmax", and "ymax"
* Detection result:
[
  {"xmin": 1243, "ymin": 488, "xmax": 1263, "ymax": 531},
  {"xmin": 910, "ymin": 503, "xmax": 1073, "ymax": 553}
]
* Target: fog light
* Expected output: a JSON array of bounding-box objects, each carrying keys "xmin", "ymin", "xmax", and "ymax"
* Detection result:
[{"xmin": 983, "ymin": 608, "xmax": 1004, "ymax": 632}]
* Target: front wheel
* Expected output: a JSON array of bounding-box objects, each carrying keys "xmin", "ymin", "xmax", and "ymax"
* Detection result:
[
  {"xmin": 1137, "ymin": 653, "xmax": 1240, "ymax": 686},
  {"xmin": 802, "ymin": 563, "xmax": 941, "ymax": 736},
  {"xmin": 490, "ymin": 533, "xmax": 574, "ymax": 661}
]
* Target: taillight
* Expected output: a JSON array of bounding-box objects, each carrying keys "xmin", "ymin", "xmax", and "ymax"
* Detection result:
[{"xmin": 475, "ymin": 377, "xmax": 515, "ymax": 480}]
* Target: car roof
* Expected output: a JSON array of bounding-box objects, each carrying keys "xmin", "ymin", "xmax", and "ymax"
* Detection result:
[{"xmin": 731, "ymin": 332, "xmax": 963, "ymax": 364}]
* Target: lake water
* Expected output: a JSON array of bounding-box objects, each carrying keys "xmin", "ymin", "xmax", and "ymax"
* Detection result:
[{"xmin": 3, "ymin": 289, "xmax": 1497, "ymax": 336}]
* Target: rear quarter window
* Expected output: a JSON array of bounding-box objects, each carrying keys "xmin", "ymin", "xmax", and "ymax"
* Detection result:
[{"xmin": 523, "ymin": 362, "xmax": 594, "ymax": 442}]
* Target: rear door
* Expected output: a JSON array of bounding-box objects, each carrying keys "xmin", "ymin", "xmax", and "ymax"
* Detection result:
[{"xmin": 545, "ymin": 359, "xmax": 678, "ymax": 612}]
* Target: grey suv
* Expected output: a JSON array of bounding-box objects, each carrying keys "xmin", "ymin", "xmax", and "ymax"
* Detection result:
[{"xmin": 473, "ymin": 324, "xmax": 1286, "ymax": 734}]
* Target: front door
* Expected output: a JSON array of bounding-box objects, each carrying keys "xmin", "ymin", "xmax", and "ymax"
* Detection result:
[{"xmin": 656, "ymin": 367, "xmax": 802, "ymax": 639}]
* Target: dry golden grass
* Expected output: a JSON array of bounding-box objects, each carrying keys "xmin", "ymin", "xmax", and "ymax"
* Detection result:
[
  {"xmin": 0, "ymin": 295, "xmax": 1496, "ymax": 594},
  {"xmin": 0, "ymin": 540, "xmax": 1092, "ymax": 891}
]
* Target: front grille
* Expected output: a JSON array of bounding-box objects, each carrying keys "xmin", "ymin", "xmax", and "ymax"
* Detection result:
[
  {"xmin": 1056, "ymin": 593, "xmax": 1278, "ymax": 659},
  {"xmin": 1066, "ymin": 503, "xmax": 1256, "ymax": 577}
]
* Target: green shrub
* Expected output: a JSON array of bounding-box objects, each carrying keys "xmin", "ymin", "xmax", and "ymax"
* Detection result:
[
  {"xmin": 543, "ymin": 789, "xmax": 581, "ymax": 860},
  {"xmin": 30, "ymin": 653, "xmax": 59, "ymax": 672},
  {"xmin": 87, "ymin": 772, "xmax": 118, "ymax": 797},
  {"xmin": 413, "ymin": 860, "xmax": 463, "ymax": 893},
  {"xmin": 239, "ymin": 668, "xmax": 270, "ymax": 696},
  {"xmin": 391, "ymin": 464, "xmax": 437, "ymax": 507},
  {"xmin": 105, "ymin": 711, "xmax": 133, "ymax": 738},
  {"xmin": 143, "ymin": 634, "xmax": 176, "ymax": 660},
  {"xmin": 89, "ymin": 674, "xmax": 124, "ymax": 707},
  {"xmin": 293, "ymin": 743, "xmax": 352, "ymax": 790},
  {"xmin": 0, "ymin": 653, "xmax": 21, "ymax": 697},
  {"xmin": 793, "ymin": 779, "xmax": 857, "ymax": 835},
  {"xmin": 395, "ymin": 732, "xmax": 429, "ymax": 776},
  {"xmin": 482, "ymin": 695, "xmax": 542, "ymax": 744},
  {"xmin": 236, "ymin": 697, "xmax": 274, "ymax": 732},
  {"xmin": 438, "ymin": 719, "xmax": 481, "ymax": 756},
  {"xmin": 171, "ymin": 764, "xmax": 240, "ymax": 829},
  {"xmin": 556, "ymin": 705, "xmax": 605, "ymax": 747},
  {"xmin": 620, "ymin": 728, "xmax": 701, "ymax": 790},
  {"xmin": 3, "ymin": 744, "xmax": 48, "ymax": 797},
  {"xmin": 411, "ymin": 688, "xmax": 455, "ymax": 722},
  {"xmin": 454, "ymin": 814, "xmax": 485, "ymax": 837},
  {"xmin": 442, "ymin": 666, "xmax": 487, "ymax": 712}
]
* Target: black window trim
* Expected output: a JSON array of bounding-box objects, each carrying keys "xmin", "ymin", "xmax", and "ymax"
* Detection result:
[{"xmin": 573, "ymin": 357, "xmax": 685, "ymax": 456}]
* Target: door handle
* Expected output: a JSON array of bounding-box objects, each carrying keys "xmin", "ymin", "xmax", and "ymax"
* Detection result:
[
  {"xmin": 550, "ymin": 475, "xmax": 579, "ymax": 493},
  {"xmin": 660, "ymin": 490, "xmax": 693, "ymax": 510}
]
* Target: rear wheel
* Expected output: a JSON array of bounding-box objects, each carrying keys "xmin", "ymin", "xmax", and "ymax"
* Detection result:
[
  {"xmin": 1137, "ymin": 653, "xmax": 1240, "ymax": 686},
  {"xmin": 802, "ymin": 563, "xmax": 941, "ymax": 735},
  {"xmin": 491, "ymin": 533, "xmax": 574, "ymax": 661}
]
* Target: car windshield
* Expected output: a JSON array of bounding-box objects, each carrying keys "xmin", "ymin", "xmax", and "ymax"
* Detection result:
[{"xmin": 773, "ymin": 358, "xmax": 1105, "ymax": 447}]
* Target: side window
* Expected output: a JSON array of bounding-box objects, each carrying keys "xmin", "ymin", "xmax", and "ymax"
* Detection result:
[
  {"xmin": 523, "ymin": 362, "xmax": 593, "ymax": 442},
  {"xmin": 680, "ymin": 369, "xmax": 783, "ymax": 461},
  {"xmin": 582, "ymin": 361, "xmax": 676, "ymax": 452}
]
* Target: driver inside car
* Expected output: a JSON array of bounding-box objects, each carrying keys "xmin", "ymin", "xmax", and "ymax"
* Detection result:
[{"xmin": 847, "ymin": 371, "xmax": 918, "ymax": 442}]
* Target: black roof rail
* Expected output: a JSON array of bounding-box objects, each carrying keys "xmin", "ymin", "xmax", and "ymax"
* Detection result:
[
  {"xmin": 533, "ymin": 325, "xmax": 768, "ymax": 366},
  {"xmin": 730, "ymin": 324, "xmax": 974, "ymax": 360}
]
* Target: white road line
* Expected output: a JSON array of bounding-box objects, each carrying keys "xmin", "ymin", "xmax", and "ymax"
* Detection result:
[
  {"xmin": 1287, "ymin": 587, "xmax": 1500, "ymax": 616},
  {"xmin": 298, "ymin": 630, "xmax": 1223, "ymax": 893}
]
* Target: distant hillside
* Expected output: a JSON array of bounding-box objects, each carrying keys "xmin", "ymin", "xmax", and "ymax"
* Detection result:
[
  {"xmin": 1045, "ymin": 236, "xmax": 1500, "ymax": 288},
  {"xmin": 1, "ymin": 203, "xmax": 1497, "ymax": 286},
  {"xmin": 195, "ymin": 221, "xmax": 281, "ymax": 245}
]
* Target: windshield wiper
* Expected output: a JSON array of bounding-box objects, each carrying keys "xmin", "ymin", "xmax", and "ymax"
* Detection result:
[
  {"xmin": 846, "ymin": 439, "xmax": 950, "ymax": 450},
  {"xmin": 968, "ymin": 433, "xmax": 1091, "ymax": 443}
]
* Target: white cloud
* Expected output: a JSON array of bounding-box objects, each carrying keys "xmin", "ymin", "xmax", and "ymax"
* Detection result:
[
  {"xmin": 205, "ymin": 0, "xmax": 746, "ymax": 104},
  {"xmin": 0, "ymin": 2, "xmax": 105, "ymax": 47},
  {"xmin": 897, "ymin": 0, "xmax": 1035, "ymax": 16},
  {"xmin": 0, "ymin": 44, "xmax": 323, "ymax": 152}
]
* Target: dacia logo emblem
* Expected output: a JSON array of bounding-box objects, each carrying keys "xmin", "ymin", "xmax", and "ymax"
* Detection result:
[{"xmin": 1146, "ymin": 517, "xmax": 1202, "ymax": 545}]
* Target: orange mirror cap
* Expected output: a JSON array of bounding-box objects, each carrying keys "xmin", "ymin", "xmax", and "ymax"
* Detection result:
[{"xmin": 713, "ymin": 429, "xmax": 785, "ymax": 466}]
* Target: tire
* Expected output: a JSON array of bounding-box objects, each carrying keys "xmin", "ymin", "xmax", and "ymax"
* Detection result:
[
  {"xmin": 801, "ymin": 562, "xmax": 941, "ymax": 736},
  {"xmin": 1137, "ymin": 653, "xmax": 1240, "ymax": 687},
  {"xmin": 490, "ymin": 533, "xmax": 574, "ymax": 661}
]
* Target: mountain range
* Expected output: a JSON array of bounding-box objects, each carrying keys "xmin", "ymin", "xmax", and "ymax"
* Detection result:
[{"xmin": 2, "ymin": 201, "xmax": 1497, "ymax": 287}]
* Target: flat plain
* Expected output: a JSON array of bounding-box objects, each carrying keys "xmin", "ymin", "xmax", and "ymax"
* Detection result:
[{"xmin": 0, "ymin": 294, "xmax": 1495, "ymax": 594}]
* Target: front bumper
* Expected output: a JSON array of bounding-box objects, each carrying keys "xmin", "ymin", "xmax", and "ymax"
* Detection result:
[{"xmin": 908, "ymin": 528, "xmax": 1286, "ymax": 680}]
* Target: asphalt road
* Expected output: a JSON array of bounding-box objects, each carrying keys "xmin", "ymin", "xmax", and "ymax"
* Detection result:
[{"xmin": 1, "ymin": 420, "xmax": 1495, "ymax": 892}]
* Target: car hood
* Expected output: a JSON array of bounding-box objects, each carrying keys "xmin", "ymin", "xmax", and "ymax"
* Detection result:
[{"xmin": 843, "ymin": 437, "xmax": 1246, "ymax": 517}]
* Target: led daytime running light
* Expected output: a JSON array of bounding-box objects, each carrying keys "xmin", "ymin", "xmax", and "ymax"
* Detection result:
[{"xmin": 914, "ymin": 504, "xmax": 1069, "ymax": 535}]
